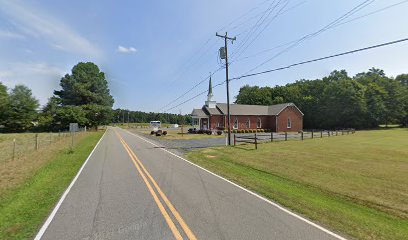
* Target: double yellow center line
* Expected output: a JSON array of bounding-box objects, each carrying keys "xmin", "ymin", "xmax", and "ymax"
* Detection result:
[{"xmin": 114, "ymin": 130, "xmax": 197, "ymax": 240}]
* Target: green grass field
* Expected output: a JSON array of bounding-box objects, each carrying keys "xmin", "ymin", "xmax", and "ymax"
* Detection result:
[
  {"xmin": 0, "ymin": 131, "xmax": 103, "ymax": 240},
  {"xmin": 0, "ymin": 132, "xmax": 74, "ymax": 162},
  {"xmin": 186, "ymin": 128, "xmax": 408, "ymax": 240}
]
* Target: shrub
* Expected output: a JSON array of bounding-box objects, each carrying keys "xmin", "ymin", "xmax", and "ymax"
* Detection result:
[
  {"xmin": 150, "ymin": 131, "xmax": 155, "ymax": 135},
  {"xmin": 217, "ymin": 130, "xmax": 222, "ymax": 135},
  {"xmin": 163, "ymin": 131, "xmax": 168, "ymax": 135},
  {"xmin": 206, "ymin": 130, "xmax": 212, "ymax": 135}
]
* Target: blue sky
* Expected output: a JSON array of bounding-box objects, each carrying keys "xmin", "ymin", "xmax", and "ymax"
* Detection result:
[{"xmin": 1, "ymin": 0, "xmax": 408, "ymax": 114}]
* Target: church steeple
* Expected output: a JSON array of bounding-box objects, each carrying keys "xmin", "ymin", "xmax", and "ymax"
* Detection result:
[
  {"xmin": 205, "ymin": 73, "xmax": 216, "ymax": 108},
  {"xmin": 207, "ymin": 73, "xmax": 213, "ymax": 100}
]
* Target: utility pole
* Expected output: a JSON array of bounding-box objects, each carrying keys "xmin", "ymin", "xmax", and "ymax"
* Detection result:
[
  {"xmin": 127, "ymin": 111, "xmax": 130, "ymax": 128},
  {"xmin": 216, "ymin": 32, "xmax": 236, "ymax": 146}
]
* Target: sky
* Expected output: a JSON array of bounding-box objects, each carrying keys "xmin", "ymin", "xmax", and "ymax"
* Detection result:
[{"xmin": 1, "ymin": 0, "xmax": 408, "ymax": 114}]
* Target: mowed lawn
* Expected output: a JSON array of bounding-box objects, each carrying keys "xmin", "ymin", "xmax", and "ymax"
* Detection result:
[{"xmin": 186, "ymin": 128, "xmax": 408, "ymax": 240}]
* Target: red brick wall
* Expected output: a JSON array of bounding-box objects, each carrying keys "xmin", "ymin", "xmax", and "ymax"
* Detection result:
[
  {"xmin": 207, "ymin": 106, "xmax": 303, "ymax": 132},
  {"xmin": 222, "ymin": 115, "xmax": 275, "ymax": 130},
  {"xmin": 276, "ymin": 106, "xmax": 303, "ymax": 132},
  {"xmin": 209, "ymin": 115, "xmax": 224, "ymax": 129}
]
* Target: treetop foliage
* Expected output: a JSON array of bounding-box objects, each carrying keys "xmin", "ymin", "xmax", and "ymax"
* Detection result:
[
  {"xmin": 235, "ymin": 68, "xmax": 408, "ymax": 129},
  {"xmin": 54, "ymin": 62, "xmax": 114, "ymax": 107}
]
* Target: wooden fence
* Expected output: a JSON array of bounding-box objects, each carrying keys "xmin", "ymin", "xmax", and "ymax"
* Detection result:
[{"xmin": 234, "ymin": 129, "xmax": 355, "ymax": 149}]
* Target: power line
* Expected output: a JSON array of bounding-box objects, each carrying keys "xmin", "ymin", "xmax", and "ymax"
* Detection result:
[
  {"xmin": 231, "ymin": 0, "xmax": 291, "ymax": 61},
  {"xmin": 231, "ymin": 0, "xmax": 408, "ymax": 63},
  {"xmin": 161, "ymin": 0, "xmax": 386, "ymax": 113},
  {"xmin": 230, "ymin": 37, "xmax": 408, "ymax": 81},
  {"xmin": 230, "ymin": 0, "xmax": 282, "ymax": 59},
  {"xmin": 157, "ymin": 0, "xmax": 283, "ymax": 112},
  {"xmin": 159, "ymin": 66, "xmax": 224, "ymax": 111},
  {"xmin": 242, "ymin": 0, "xmax": 375, "ymax": 74},
  {"xmin": 331, "ymin": 0, "xmax": 408, "ymax": 28},
  {"xmin": 163, "ymin": 37, "xmax": 408, "ymax": 112}
]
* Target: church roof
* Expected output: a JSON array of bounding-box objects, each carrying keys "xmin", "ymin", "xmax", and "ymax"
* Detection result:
[
  {"xmin": 191, "ymin": 108, "xmax": 207, "ymax": 117},
  {"xmin": 203, "ymin": 106, "xmax": 223, "ymax": 115},
  {"xmin": 216, "ymin": 103, "xmax": 302, "ymax": 116}
]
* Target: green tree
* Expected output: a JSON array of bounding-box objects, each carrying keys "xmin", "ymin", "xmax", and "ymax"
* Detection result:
[
  {"xmin": 37, "ymin": 97, "xmax": 62, "ymax": 131},
  {"xmin": 235, "ymin": 85, "xmax": 272, "ymax": 105},
  {"xmin": 0, "ymin": 82, "xmax": 9, "ymax": 127},
  {"xmin": 4, "ymin": 85, "xmax": 39, "ymax": 132},
  {"xmin": 55, "ymin": 62, "xmax": 114, "ymax": 107},
  {"xmin": 396, "ymin": 74, "xmax": 408, "ymax": 87},
  {"xmin": 54, "ymin": 62, "xmax": 114, "ymax": 128},
  {"xmin": 54, "ymin": 106, "xmax": 88, "ymax": 128}
]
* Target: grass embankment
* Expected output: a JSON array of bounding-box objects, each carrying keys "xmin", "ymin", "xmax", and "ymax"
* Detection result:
[
  {"xmin": 186, "ymin": 129, "xmax": 408, "ymax": 240},
  {"xmin": 0, "ymin": 131, "xmax": 103, "ymax": 240}
]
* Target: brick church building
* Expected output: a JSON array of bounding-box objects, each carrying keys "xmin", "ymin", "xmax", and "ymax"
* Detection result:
[{"xmin": 191, "ymin": 78, "xmax": 304, "ymax": 132}]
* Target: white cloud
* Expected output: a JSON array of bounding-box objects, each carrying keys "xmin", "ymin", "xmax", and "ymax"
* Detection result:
[
  {"xmin": 117, "ymin": 45, "xmax": 137, "ymax": 53},
  {"xmin": 0, "ymin": 0, "xmax": 102, "ymax": 59},
  {"xmin": 0, "ymin": 62, "xmax": 67, "ymax": 105},
  {"xmin": 0, "ymin": 29, "xmax": 25, "ymax": 39}
]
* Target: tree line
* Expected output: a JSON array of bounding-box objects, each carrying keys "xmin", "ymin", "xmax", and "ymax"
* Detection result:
[
  {"xmin": 235, "ymin": 68, "xmax": 408, "ymax": 129},
  {"xmin": 112, "ymin": 109, "xmax": 192, "ymax": 125},
  {"xmin": 0, "ymin": 62, "xmax": 114, "ymax": 132}
]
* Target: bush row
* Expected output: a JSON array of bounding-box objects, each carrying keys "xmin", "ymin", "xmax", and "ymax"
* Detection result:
[
  {"xmin": 230, "ymin": 129, "xmax": 272, "ymax": 134},
  {"xmin": 150, "ymin": 130, "xmax": 168, "ymax": 136}
]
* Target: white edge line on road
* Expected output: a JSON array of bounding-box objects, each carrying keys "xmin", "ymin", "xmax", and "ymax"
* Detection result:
[
  {"xmin": 124, "ymin": 129, "xmax": 348, "ymax": 240},
  {"xmin": 34, "ymin": 130, "xmax": 107, "ymax": 240}
]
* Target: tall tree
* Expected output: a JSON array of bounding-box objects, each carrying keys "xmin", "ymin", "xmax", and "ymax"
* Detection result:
[
  {"xmin": 396, "ymin": 74, "xmax": 408, "ymax": 87},
  {"xmin": 4, "ymin": 85, "xmax": 39, "ymax": 132},
  {"xmin": 54, "ymin": 62, "xmax": 114, "ymax": 128},
  {"xmin": 0, "ymin": 82, "xmax": 9, "ymax": 127}
]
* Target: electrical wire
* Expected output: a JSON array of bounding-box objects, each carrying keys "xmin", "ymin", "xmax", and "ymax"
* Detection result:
[
  {"xmin": 163, "ymin": 37, "xmax": 408, "ymax": 112},
  {"xmin": 230, "ymin": 37, "xmax": 408, "ymax": 81},
  {"xmin": 231, "ymin": 0, "xmax": 408, "ymax": 63},
  {"xmin": 242, "ymin": 0, "xmax": 375, "ymax": 74}
]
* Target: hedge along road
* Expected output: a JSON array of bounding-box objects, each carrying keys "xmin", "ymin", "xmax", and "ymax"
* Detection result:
[{"xmin": 36, "ymin": 127, "xmax": 346, "ymax": 240}]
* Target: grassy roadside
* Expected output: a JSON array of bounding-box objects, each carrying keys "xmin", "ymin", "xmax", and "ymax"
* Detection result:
[
  {"xmin": 0, "ymin": 131, "xmax": 103, "ymax": 240},
  {"xmin": 186, "ymin": 129, "xmax": 408, "ymax": 240}
]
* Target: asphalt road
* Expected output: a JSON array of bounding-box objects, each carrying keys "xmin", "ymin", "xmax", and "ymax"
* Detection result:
[{"xmin": 37, "ymin": 127, "xmax": 346, "ymax": 240}]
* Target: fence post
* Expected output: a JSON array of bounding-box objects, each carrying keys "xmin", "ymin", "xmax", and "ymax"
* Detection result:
[
  {"xmin": 285, "ymin": 132, "xmax": 287, "ymax": 141},
  {"xmin": 311, "ymin": 129, "xmax": 314, "ymax": 139},
  {"xmin": 35, "ymin": 134, "xmax": 39, "ymax": 151},
  {"xmin": 71, "ymin": 132, "xmax": 74, "ymax": 149},
  {"xmin": 320, "ymin": 130, "xmax": 323, "ymax": 138},
  {"xmin": 234, "ymin": 134, "xmax": 236, "ymax": 146},
  {"xmin": 301, "ymin": 131, "xmax": 304, "ymax": 140},
  {"xmin": 13, "ymin": 138, "xmax": 16, "ymax": 160},
  {"xmin": 328, "ymin": 131, "xmax": 330, "ymax": 137},
  {"xmin": 271, "ymin": 132, "xmax": 274, "ymax": 142},
  {"xmin": 342, "ymin": 130, "xmax": 344, "ymax": 135},
  {"xmin": 254, "ymin": 133, "xmax": 258, "ymax": 150}
]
